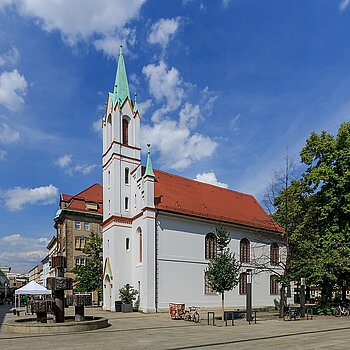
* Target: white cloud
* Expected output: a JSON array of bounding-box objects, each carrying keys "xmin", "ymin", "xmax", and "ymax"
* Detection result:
[
  {"xmin": 0, "ymin": 45, "xmax": 20, "ymax": 67},
  {"xmin": 55, "ymin": 154, "xmax": 72, "ymax": 168},
  {"xmin": 0, "ymin": 122, "xmax": 20, "ymax": 143},
  {"xmin": 138, "ymin": 99, "xmax": 152, "ymax": 116},
  {"xmin": 339, "ymin": 0, "xmax": 350, "ymax": 11},
  {"xmin": 222, "ymin": 0, "xmax": 231, "ymax": 8},
  {"xmin": 72, "ymin": 164, "xmax": 97, "ymax": 175},
  {"xmin": 55, "ymin": 153, "xmax": 96, "ymax": 175},
  {"xmin": 142, "ymin": 60, "xmax": 184, "ymax": 118},
  {"xmin": 0, "ymin": 149, "xmax": 6, "ymax": 160},
  {"xmin": 0, "ymin": 69, "xmax": 28, "ymax": 111},
  {"xmin": 2, "ymin": 184, "xmax": 58, "ymax": 211},
  {"xmin": 93, "ymin": 27, "xmax": 136, "ymax": 58},
  {"xmin": 92, "ymin": 119, "xmax": 102, "ymax": 132},
  {"xmin": 148, "ymin": 17, "xmax": 182, "ymax": 48},
  {"xmin": 142, "ymin": 118, "xmax": 217, "ymax": 170},
  {"xmin": 179, "ymin": 103, "xmax": 200, "ymax": 129},
  {"xmin": 0, "ymin": 233, "xmax": 51, "ymax": 273},
  {"xmin": 1, "ymin": 0, "xmax": 146, "ymax": 47},
  {"xmin": 195, "ymin": 172, "xmax": 229, "ymax": 188}
]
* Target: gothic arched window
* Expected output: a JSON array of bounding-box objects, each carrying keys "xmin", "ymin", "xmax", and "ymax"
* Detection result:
[
  {"xmin": 270, "ymin": 243, "xmax": 279, "ymax": 266},
  {"xmin": 107, "ymin": 114, "xmax": 112, "ymax": 145},
  {"xmin": 240, "ymin": 238, "xmax": 250, "ymax": 263},
  {"xmin": 205, "ymin": 233, "xmax": 217, "ymax": 260},
  {"xmin": 122, "ymin": 118, "xmax": 129, "ymax": 145}
]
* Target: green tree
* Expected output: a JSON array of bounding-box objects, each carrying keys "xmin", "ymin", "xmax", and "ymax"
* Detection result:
[
  {"xmin": 206, "ymin": 224, "xmax": 241, "ymax": 321},
  {"xmin": 73, "ymin": 231, "xmax": 103, "ymax": 303},
  {"xmin": 272, "ymin": 122, "xmax": 350, "ymax": 304}
]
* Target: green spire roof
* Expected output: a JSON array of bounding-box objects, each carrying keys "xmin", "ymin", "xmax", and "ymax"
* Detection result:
[
  {"xmin": 113, "ymin": 45, "xmax": 131, "ymax": 105},
  {"xmin": 145, "ymin": 144, "xmax": 155, "ymax": 177}
]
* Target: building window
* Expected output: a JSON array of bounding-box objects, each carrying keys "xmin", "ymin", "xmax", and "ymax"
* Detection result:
[
  {"xmin": 86, "ymin": 202, "xmax": 98, "ymax": 211},
  {"xmin": 270, "ymin": 243, "xmax": 279, "ymax": 266},
  {"xmin": 125, "ymin": 197, "xmax": 129, "ymax": 211},
  {"xmin": 107, "ymin": 114, "xmax": 112, "ymax": 145},
  {"xmin": 138, "ymin": 228, "xmax": 142, "ymax": 263},
  {"xmin": 75, "ymin": 237, "xmax": 87, "ymax": 251},
  {"xmin": 122, "ymin": 118, "xmax": 129, "ymax": 145},
  {"xmin": 205, "ymin": 233, "xmax": 217, "ymax": 260},
  {"xmin": 75, "ymin": 221, "xmax": 81, "ymax": 230},
  {"xmin": 84, "ymin": 222, "xmax": 90, "ymax": 231},
  {"xmin": 107, "ymin": 170, "xmax": 111, "ymax": 189},
  {"xmin": 126, "ymin": 238, "xmax": 130, "ymax": 251},
  {"xmin": 125, "ymin": 168, "xmax": 129, "ymax": 184},
  {"xmin": 75, "ymin": 258, "xmax": 86, "ymax": 267},
  {"xmin": 239, "ymin": 272, "xmax": 247, "ymax": 295},
  {"xmin": 270, "ymin": 275, "xmax": 279, "ymax": 295},
  {"xmin": 204, "ymin": 272, "xmax": 216, "ymax": 295},
  {"xmin": 240, "ymin": 238, "xmax": 250, "ymax": 263},
  {"xmin": 108, "ymin": 199, "xmax": 111, "ymax": 213}
]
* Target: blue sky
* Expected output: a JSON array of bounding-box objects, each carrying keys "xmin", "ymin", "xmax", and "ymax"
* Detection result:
[{"xmin": 0, "ymin": 0, "xmax": 349, "ymax": 273}]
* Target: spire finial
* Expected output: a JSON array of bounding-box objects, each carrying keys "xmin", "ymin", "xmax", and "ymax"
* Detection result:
[{"xmin": 145, "ymin": 144, "xmax": 155, "ymax": 177}]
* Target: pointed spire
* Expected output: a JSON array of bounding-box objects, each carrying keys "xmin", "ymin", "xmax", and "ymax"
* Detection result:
[
  {"xmin": 145, "ymin": 144, "xmax": 155, "ymax": 178},
  {"xmin": 113, "ymin": 44, "xmax": 131, "ymax": 105},
  {"xmin": 133, "ymin": 92, "xmax": 138, "ymax": 113}
]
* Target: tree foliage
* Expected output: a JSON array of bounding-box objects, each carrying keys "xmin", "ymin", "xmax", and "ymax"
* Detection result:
[
  {"xmin": 73, "ymin": 231, "xmax": 103, "ymax": 300},
  {"xmin": 206, "ymin": 224, "xmax": 241, "ymax": 320},
  {"xmin": 272, "ymin": 122, "xmax": 350, "ymax": 303}
]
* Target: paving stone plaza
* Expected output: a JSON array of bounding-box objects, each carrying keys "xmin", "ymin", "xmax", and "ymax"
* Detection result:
[{"xmin": 1, "ymin": 304, "xmax": 350, "ymax": 349}]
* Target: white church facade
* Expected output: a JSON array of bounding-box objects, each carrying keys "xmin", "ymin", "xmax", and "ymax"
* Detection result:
[{"xmin": 102, "ymin": 46, "xmax": 288, "ymax": 312}]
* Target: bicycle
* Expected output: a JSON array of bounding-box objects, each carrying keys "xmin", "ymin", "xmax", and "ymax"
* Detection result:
[
  {"xmin": 334, "ymin": 304, "xmax": 350, "ymax": 317},
  {"xmin": 184, "ymin": 306, "xmax": 200, "ymax": 323},
  {"xmin": 283, "ymin": 306, "xmax": 300, "ymax": 321}
]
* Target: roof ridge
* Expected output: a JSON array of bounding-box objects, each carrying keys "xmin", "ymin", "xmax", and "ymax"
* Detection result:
[
  {"xmin": 73, "ymin": 183, "xmax": 102, "ymax": 198},
  {"xmin": 153, "ymin": 169, "xmax": 254, "ymax": 199}
]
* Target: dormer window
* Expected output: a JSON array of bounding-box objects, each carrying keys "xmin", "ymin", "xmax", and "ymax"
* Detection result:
[
  {"xmin": 86, "ymin": 202, "xmax": 98, "ymax": 211},
  {"xmin": 122, "ymin": 118, "xmax": 129, "ymax": 145}
]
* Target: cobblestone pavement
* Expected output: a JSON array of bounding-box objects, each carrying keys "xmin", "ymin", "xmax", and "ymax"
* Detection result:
[{"xmin": 1, "ymin": 304, "xmax": 350, "ymax": 350}]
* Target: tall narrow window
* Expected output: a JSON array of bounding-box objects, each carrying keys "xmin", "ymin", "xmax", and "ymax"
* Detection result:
[
  {"xmin": 108, "ymin": 199, "xmax": 111, "ymax": 213},
  {"xmin": 107, "ymin": 114, "xmax": 112, "ymax": 145},
  {"xmin": 239, "ymin": 272, "xmax": 247, "ymax": 295},
  {"xmin": 75, "ymin": 221, "xmax": 81, "ymax": 230},
  {"xmin": 125, "ymin": 168, "xmax": 129, "ymax": 184},
  {"xmin": 205, "ymin": 233, "xmax": 217, "ymax": 260},
  {"xmin": 84, "ymin": 222, "xmax": 90, "ymax": 231},
  {"xmin": 270, "ymin": 275, "xmax": 279, "ymax": 295},
  {"xmin": 125, "ymin": 197, "xmax": 129, "ymax": 211},
  {"xmin": 240, "ymin": 238, "xmax": 250, "ymax": 263},
  {"xmin": 138, "ymin": 228, "xmax": 142, "ymax": 263},
  {"xmin": 122, "ymin": 119, "xmax": 129, "ymax": 145},
  {"xmin": 126, "ymin": 238, "xmax": 130, "ymax": 251},
  {"xmin": 270, "ymin": 243, "xmax": 279, "ymax": 266},
  {"xmin": 107, "ymin": 170, "xmax": 111, "ymax": 189}
]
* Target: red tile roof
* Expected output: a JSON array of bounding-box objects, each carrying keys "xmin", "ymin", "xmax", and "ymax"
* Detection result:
[
  {"xmin": 61, "ymin": 183, "xmax": 103, "ymax": 215},
  {"xmin": 153, "ymin": 170, "xmax": 283, "ymax": 233}
]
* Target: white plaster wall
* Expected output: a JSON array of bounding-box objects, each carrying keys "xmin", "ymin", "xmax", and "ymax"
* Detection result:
[{"xmin": 157, "ymin": 213, "xmax": 289, "ymax": 310}]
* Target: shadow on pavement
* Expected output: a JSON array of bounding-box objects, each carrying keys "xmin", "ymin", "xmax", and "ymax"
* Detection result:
[{"xmin": 0, "ymin": 304, "xmax": 12, "ymax": 329}]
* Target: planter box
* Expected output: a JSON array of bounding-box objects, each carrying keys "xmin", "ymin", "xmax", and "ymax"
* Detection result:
[{"xmin": 121, "ymin": 303, "xmax": 133, "ymax": 313}]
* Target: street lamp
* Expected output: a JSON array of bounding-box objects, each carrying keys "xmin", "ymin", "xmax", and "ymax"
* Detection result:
[
  {"xmin": 246, "ymin": 269, "xmax": 252, "ymax": 322},
  {"xmin": 300, "ymin": 275, "xmax": 306, "ymax": 317}
]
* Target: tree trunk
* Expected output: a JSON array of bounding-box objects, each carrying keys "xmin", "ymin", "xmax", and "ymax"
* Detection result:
[
  {"xmin": 221, "ymin": 292, "xmax": 225, "ymax": 321},
  {"xmin": 279, "ymin": 286, "xmax": 285, "ymax": 318}
]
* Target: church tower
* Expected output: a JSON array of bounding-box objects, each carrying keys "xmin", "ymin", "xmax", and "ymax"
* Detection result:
[
  {"xmin": 102, "ymin": 46, "xmax": 142, "ymax": 311},
  {"xmin": 102, "ymin": 45, "xmax": 141, "ymax": 219}
]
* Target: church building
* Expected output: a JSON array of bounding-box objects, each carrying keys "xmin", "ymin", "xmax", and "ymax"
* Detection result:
[{"xmin": 102, "ymin": 46, "xmax": 287, "ymax": 312}]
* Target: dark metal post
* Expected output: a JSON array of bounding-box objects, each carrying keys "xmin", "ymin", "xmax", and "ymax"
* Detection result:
[
  {"xmin": 246, "ymin": 269, "xmax": 252, "ymax": 322},
  {"xmin": 300, "ymin": 275, "xmax": 306, "ymax": 317}
]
